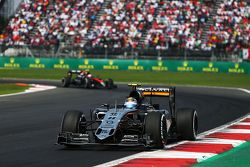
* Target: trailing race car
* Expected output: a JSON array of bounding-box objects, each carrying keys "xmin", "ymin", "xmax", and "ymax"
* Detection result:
[
  {"xmin": 57, "ymin": 84, "xmax": 198, "ymax": 148},
  {"xmin": 61, "ymin": 70, "xmax": 117, "ymax": 89}
]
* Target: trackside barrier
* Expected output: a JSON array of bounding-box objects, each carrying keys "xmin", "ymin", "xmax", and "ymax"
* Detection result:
[{"xmin": 0, "ymin": 57, "xmax": 249, "ymax": 74}]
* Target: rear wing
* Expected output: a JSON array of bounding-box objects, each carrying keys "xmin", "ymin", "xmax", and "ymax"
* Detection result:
[
  {"xmin": 68, "ymin": 70, "xmax": 83, "ymax": 74},
  {"xmin": 128, "ymin": 84, "xmax": 176, "ymax": 115},
  {"xmin": 67, "ymin": 70, "xmax": 89, "ymax": 75},
  {"xmin": 128, "ymin": 84, "xmax": 175, "ymax": 98},
  {"xmin": 137, "ymin": 87, "xmax": 172, "ymax": 97}
]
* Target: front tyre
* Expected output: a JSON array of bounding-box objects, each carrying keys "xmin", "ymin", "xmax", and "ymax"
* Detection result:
[
  {"xmin": 60, "ymin": 110, "xmax": 86, "ymax": 147},
  {"xmin": 145, "ymin": 112, "xmax": 167, "ymax": 148},
  {"xmin": 61, "ymin": 110, "xmax": 86, "ymax": 133},
  {"xmin": 176, "ymin": 108, "xmax": 198, "ymax": 140}
]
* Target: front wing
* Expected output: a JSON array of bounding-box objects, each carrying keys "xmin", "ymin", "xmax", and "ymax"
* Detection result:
[{"xmin": 57, "ymin": 132, "xmax": 151, "ymax": 147}]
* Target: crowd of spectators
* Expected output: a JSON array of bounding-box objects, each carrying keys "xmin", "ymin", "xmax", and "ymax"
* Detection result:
[
  {"xmin": 144, "ymin": 0, "xmax": 211, "ymax": 50},
  {"xmin": 1, "ymin": 0, "xmax": 103, "ymax": 46},
  {"xmin": 1, "ymin": 0, "xmax": 49, "ymax": 45},
  {"xmin": 205, "ymin": 0, "xmax": 250, "ymax": 52},
  {"xmin": 86, "ymin": 0, "xmax": 158, "ymax": 48},
  {"xmin": 0, "ymin": 0, "xmax": 249, "ymax": 53},
  {"xmin": 30, "ymin": 0, "xmax": 104, "ymax": 46}
]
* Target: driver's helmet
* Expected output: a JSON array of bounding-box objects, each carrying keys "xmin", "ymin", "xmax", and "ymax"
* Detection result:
[{"xmin": 124, "ymin": 97, "xmax": 137, "ymax": 109}]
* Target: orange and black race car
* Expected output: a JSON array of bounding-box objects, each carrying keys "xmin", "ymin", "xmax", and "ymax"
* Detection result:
[
  {"xmin": 61, "ymin": 70, "xmax": 117, "ymax": 89},
  {"xmin": 57, "ymin": 84, "xmax": 198, "ymax": 148}
]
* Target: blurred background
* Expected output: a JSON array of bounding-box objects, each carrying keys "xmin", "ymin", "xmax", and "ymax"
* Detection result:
[{"xmin": 0, "ymin": 0, "xmax": 249, "ymax": 61}]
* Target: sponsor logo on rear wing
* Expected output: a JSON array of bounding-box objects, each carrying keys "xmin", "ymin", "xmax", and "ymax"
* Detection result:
[
  {"xmin": 69, "ymin": 70, "xmax": 82, "ymax": 74},
  {"xmin": 68, "ymin": 70, "xmax": 89, "ymax": 74},
  {"xmin": 137, "ymin": 87, "xmax": 174, "ymax": 97}
]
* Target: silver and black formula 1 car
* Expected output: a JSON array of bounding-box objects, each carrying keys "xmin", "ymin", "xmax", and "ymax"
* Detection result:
[
  {"xmin": 61, "ymin": 70, "xmax": 117, "ymax": 89},
  {"xmin": 57, "ymin": 84, "xmax": 198, "ymax": 148}
]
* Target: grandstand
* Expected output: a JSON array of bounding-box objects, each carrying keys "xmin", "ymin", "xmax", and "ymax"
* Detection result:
[{"xmin": 0, "ymin": 0, "xmax": 249, "ymax": 60}]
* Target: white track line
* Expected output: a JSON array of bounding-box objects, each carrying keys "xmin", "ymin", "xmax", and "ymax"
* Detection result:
[
  {"xmin": 0, "ymin": 84, "xmax": 56, "ymax": 97},
  {"xmin": 189, "ymin": 138, "xmax": 245, "ymax": 147},
  {"xmin": 218, "ymin": 129, "xmax": 250, "ymax": 134},
  {"xmin": 236, "ymin": 122, "xmax": 250, "ymax": 125},
  {"xmin": 237, "ymin": 88, "xmax": 250, "ymax": 94},
  {"xmin": 137, "ymin": 151, "xmax": 216, "ymax": 160},
  {"xmin": 189, "ymin": 86, "xmax": 250, "ymax": 95}
]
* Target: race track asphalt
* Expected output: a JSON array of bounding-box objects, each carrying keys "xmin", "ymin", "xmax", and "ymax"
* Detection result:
[{"xmin": 0, "ymin": 79, "xmax": 249, "ymax": 167}]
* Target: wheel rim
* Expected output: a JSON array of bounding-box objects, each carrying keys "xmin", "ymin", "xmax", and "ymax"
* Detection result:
[
  {"xmin": 160, "ymin": 115, "xmax": 167, "ymax": 144},
  {"xmin": 193, "ymin": 111, "xmax": 198, "ymax": 138}
]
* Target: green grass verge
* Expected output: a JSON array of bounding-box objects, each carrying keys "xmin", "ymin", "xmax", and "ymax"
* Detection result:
[
  {"xmin": 0, "ymin": 83, "xmax": 30, "ymax": 95},
  {"xmin": 0, "ymin": 69, "xmax": 250, "ymax": 89},
  {"xmin": 192, "ymin": 141, "xmax": 250, "ymax": 167}
]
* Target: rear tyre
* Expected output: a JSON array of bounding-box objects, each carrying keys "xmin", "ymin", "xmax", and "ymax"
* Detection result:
[
  {"xmin": 106, "ymin": 79, "xmax": 114, "ymax": 89},
  {"xmin": 145, "ymin": 112, "xmax": 167, "ymax": 148},
  {"xmin": 176, "ymin": 108, "xmax": 198, "ymax": 140},
  {"xmin": 82, "ymin": 77, "xmax": 90, "ymax": 88},
  {"xmin": 62, "ymin": 77, "xmax": 71, "ymax": 87}
]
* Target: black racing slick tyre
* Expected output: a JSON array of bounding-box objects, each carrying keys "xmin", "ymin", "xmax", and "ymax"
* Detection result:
[
  {"xmin": 106, "ymin": 78, "xmax": 114, "ymax": 89},
  {"xmin": 176, "ymin": 108, "xmax": 198, "ymax": 140},
  {"xmin": 82, "ymin": 77, "xmax": 90, "ymax": 88},
  {"xmin": 145, "ymin": 112, "xmax": 167, "ymax": 148},
  {"xmin": 61, "ymin": 110, "xmax": 86, "ymax": 133},
  {"xmin": 62, "ymin": 77, "xmax": 71, "ymax": 87}
]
